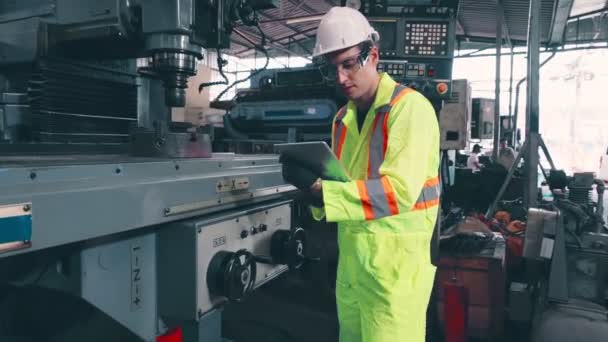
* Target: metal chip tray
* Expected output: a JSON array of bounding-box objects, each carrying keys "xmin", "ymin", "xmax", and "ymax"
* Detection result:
[{"xmin": 0, "ymin": 153, "xmax": 295, "ymax": 257}]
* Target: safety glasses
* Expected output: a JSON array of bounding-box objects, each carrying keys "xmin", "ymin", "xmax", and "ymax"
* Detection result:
[{"xmin": 316, "ymin": 46, "xmax": 371, "ymax": 82}]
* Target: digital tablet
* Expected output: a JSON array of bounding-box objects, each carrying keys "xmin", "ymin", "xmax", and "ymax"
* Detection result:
[{"xmin": 274, "ymin": 141, "xmax": 350, "ymax": 182}]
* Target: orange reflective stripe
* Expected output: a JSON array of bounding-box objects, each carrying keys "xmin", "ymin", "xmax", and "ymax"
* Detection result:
[
  {"xmin": 389, "ymin": 87, "xmax": 414, "ymax": 107},
  {"xmin": 356, "ymin": 180, "xmax": 375, "ymax": 220},
  {"xmin": 413, "ymin": 198, "xmax": 440, "ymax": 211},
  {"xmin": 424, "ymin": 177, "xmax": 440, "ymax": 187},
  {"xmin": 382, "ymin": 109, "xmax": 390, "ymax": 158},
  {"xmin": 336, "ymin": 125, "xmax": 347, "ymax": 159},
  {"xmin": 333, "ymin": 106, "xmax": 348, "ymax": 159},
  {"xmin": 367, "ymin": 84, "xmax": 413, "ymax": 178},
  {"xmin": 413, "ymin": 176, "xmax": 441, "ymax": 211},
  {"xmin": 380, "ymin": 176, "xmax": 399, "ymax": 215}
]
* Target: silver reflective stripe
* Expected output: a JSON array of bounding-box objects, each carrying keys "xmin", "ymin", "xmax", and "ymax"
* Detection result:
[
  {"xmin": 366, "ymin": 178, "xmax": 392, "ymax": 219},
  {"xmin": 376, "ymin": 104, "xmax": 391, "ymax": 113},
  {"xmin": 369, "ymin": 112, "xmax": 387, "ymax": 178},
  {"xmin": 367, "ymin": 85, "xmax": 409, "ymax": 178},
  {"xmin": 391, "ymin": 85, "xmax": 408, "ymax": 101},
  {"xmin": 415, "ymin": 183, "xmax": 441, "ymax": 205},
  {"xmin": 336, "ymin": 106, "xmax": 347, "ymax": 120}
]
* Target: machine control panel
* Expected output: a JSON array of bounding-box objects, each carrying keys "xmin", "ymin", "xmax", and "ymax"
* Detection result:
[
  {"xmin": 378, "ymin": 61, "xmax": 407, "ymax": 77},
  {"xmin": 404, "ymin": 21, "xmax": 449, "ymax": 56},
  {"xmin": 157, "ymin": 202, "xmax": 291, "ymax": 320},
  {"xmin": 370, "ymin": 18, "xmax": 454, "ymax": 59},
  {"xmin": 378, "ymin": 60, "xmax": 451, "ymax": 99},
  {"xmin": 378, "ymin": 61, "xmax": 443, "ymax": 79},
  {"xmin": 359, "ymin": 0, "xmax": 457, "ymax": 17},
  {"xmin": 349, "ymin": 0, "xmax": 458, "ymax": 101}
]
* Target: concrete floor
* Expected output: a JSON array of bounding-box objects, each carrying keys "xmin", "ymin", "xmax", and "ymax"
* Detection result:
[{"xmin": 222, "ymin": 273, "xmax": 339, "ymax": 342}]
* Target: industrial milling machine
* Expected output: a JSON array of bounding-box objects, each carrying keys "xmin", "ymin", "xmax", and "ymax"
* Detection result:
[{"xmin": 0, "ymin": 1, "xmax": 312, "ymax": 341}]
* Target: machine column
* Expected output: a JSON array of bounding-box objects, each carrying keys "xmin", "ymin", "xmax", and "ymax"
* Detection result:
[{"xmin": 524, "ymin": 0, "xmax": 542, "ymax": 209}]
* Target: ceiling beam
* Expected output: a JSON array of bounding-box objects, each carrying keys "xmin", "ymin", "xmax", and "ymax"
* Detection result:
[
  {"xmin": 257, "ymin": 13, "xmax": 323, "ymax": 24},
  {"xmin": 253, "ymin": 8, "xmax": 316, "ymax": 55},
  {"xmin": 284, "ymin": 0, "xmax": 327, "ymax": 15},
  {"xmin": 548, "ymin": 0, "xmax": 576, "ymax": 45},
  {"xmin": 457, "ymin": 34, "xmax": 528, "ymax": 46},
  {"xmin": 256, "ymin": 0, "xmax": 320, "ymax": 38},
  {"xmin": 497, "ymin": 0, "xmax": 512, "ymax": 47},
  {"xmin": 232, "ymin": 27, "xmax": 312, "ymax": 60},
  {"xmin": 456, "ymin": 18, "xmax": 467, "ymax": 35},
  {"xmin": 232, "ymin": 26, "xmax": 318, "ymax": 56}
]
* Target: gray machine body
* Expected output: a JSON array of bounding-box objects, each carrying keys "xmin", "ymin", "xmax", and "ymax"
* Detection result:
[
  {"xmin": 158, "ymin": 202, "xmax": 291, "ymax": 322},
  {"xmin": 71, "ymin": 201, "xmax": 291, "ymax": 341},
  {"xmin": 79, "ymin": 232, "xmax": 159, "ymax": 341},
  {"xmin": 439, "ymin": 79, "xmax": 471, "ymax": 150},
  {"xmin": 0, "ymin": 154, "xmax": 294, "ymax": 257},
  {"xmin": 0, "ymin": 1, "xmax": 294, "ymax": 341},
  {"xmin": 0, "ymin": 154, "xmax": 295, "ymax": 342}
]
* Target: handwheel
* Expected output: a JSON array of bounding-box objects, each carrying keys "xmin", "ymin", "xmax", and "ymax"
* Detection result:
[
  {"xmin": 271, "ymin": 228, "xmax": 313, "ymax": 271},
  {"xmin": 207, "ymin": 249, "xmax": 257, "ymax": 302}
]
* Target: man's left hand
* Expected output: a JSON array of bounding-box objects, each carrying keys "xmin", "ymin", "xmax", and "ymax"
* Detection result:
[
  {"xmin": 280, "ymin": 155, "xmax": 324, "ymax": 207},
  {"xmin": 280, "ymin": 155, "xmax": 319, "ymax": 191}
]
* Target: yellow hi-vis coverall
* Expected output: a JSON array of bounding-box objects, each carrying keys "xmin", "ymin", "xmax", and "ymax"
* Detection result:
[{"xmin": 312, "ymin": 73, "xmax": 440, "ymax": 342}]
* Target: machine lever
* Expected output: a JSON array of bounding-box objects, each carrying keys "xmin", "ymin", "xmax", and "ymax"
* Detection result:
[{"xmin": 253, "ymin": 255, "xmax": 274, "ymax": 264}]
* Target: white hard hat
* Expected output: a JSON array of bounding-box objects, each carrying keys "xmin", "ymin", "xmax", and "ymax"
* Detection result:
[{"xmin": 312, "ymin": 6, "xmax": 379, "ymax": 58}]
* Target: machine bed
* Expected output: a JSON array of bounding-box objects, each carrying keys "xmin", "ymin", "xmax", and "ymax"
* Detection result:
[{"xmin": 0, "ymin": 153, "xmax": 294, "ymax": 258}]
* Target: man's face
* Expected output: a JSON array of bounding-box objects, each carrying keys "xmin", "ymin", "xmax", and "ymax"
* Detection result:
[
  {"xmin": 500, "ymin": 141, "xmax": 507, "ymax": 148},
  {"xmin": 325, "ymin": 44, "xmax": 379, "ymax": 101}
]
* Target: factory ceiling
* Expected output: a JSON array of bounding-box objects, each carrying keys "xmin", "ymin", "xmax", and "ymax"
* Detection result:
[{"xmin": 228, "ymin": 0, "xmax": 608, "ymax": 59}]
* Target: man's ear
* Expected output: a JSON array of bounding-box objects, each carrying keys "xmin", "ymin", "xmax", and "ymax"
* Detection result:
[{"xmin": 369, "ymin": 46, "xmax": 380, "ymax": 66}]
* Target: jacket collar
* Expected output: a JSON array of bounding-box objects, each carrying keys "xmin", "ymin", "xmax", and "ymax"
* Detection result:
[{"xmin": 343, "ymin": 72, "xmax": 397, "ymax": 122}]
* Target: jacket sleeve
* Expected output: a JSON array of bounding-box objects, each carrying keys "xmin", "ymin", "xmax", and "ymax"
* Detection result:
[
  {"xmin": 321, "ymin": 92, "xmax": 440, "ymax": 223},
  {"xmin": 310, "ymin": 205, "xmax": 326, "ymax": 221}
]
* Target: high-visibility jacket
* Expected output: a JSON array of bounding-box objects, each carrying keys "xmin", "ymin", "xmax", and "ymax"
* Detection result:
[{"xmin": 313, "ymin": 73, "xmax": 440, "ymax": 342}]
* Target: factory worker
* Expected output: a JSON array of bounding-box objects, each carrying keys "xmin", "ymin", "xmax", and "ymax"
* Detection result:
[{"xmin": 280, "ymin": 6, "xmax": 440, "ymax": 342}]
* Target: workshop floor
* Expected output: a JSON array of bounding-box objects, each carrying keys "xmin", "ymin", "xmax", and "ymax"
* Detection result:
[
  {"xmin": 222, "ymin": 274, "xmax": 532, "ymax": 342},
  {"xmin": 222, "ymin": 273, "xmax": 339, "ymax": 342}
]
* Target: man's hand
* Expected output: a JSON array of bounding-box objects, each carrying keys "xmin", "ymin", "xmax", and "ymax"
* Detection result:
[
  {"xmin": 308, "ymin": 178, "xmax": 324, "ymax": 207},
  {"xmin": 280, "ymin": 155, "xmax": 319, "ymax": 191}
]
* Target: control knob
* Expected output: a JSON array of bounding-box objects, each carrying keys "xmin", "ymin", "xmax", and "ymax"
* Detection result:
[
  {"xmin": 269, "ymin": 228, "xmax": 319, "ymax": 271},
  {"xmin": 207, "ymin": 249, "xmax": 257, "ymax": 303}
]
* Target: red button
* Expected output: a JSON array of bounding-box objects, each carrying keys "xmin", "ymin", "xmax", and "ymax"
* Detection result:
[{"xmin": 436, "ymin": 83, "xmax": 449, "ymax": 95}]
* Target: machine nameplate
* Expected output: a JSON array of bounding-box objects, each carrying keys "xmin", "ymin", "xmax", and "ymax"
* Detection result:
[
  {"xmin": 0, "ymin": 202, "xmax": 32, "ymax": 254},
  {"xmin": 212, "ymin": 236, "xmax": 227, "ymax": 248},
  {"xmin": 216, "ymin": 177, "xmax": 250, "ymax": 193}
]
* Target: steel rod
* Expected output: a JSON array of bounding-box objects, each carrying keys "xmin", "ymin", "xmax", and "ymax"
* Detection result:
[
  {"xmin": 493, "ymin": 4, "xmax": 503, "ymax": 162},
  {"xmin": 486, "ymin": 139, "xmax": 529, "ymax": 218},
  {"xmin": 524, "ymin": 0, "xmax": 542, "ymax": 209},
  {"xmin": 539, "ymin": 135, "xmax": 556, "ymax": 170},
  {"xmin": 508, "ymin": 47, "xmax": 514, "ymax": 131}
]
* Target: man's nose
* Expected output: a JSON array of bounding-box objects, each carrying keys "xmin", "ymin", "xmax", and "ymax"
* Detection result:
[{"xmin": 337, "ymin": 70, "xmax": 349, "ymax": 85}]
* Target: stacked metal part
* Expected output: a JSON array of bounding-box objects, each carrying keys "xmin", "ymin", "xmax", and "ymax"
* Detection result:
[
  {"xmin": 568, "ymin": 172, "xmax": 595, "ymax": 206},
  {"xmin": 27, "ymin": 59, "xmax": 138, "ymax": 144}
]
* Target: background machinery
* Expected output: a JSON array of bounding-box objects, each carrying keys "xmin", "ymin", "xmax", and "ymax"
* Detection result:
[{"xmin": 0, "ymin": 1, "xmax": 317, "ymax": 341}]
